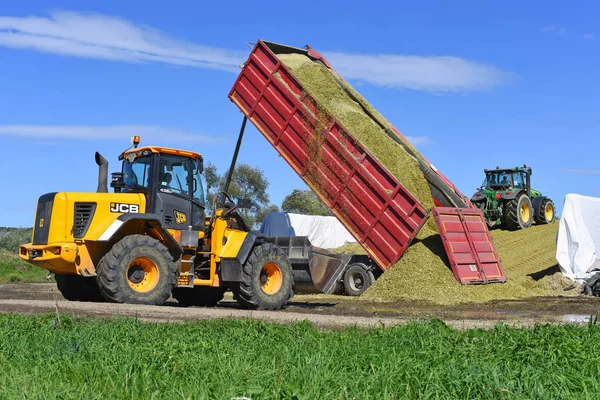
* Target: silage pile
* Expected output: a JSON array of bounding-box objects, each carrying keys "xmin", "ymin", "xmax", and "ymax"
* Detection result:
[
  {"xmin": 277, "ymin": 53, "xmax": 438, "ymax": 238},
  {"xmin": 277, "ymin": 53, "xmax": 577, "ymax": 305}
]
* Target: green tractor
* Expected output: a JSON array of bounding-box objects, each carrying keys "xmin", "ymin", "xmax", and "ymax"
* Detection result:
[{"xmin": 471, "ymin": 165, "xmax": 556, "ymax": 230}]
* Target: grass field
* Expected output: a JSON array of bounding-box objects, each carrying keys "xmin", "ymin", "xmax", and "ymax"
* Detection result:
[{"xmin": 1, "ymin": 314, "xmax": 599, "ymax": 399}]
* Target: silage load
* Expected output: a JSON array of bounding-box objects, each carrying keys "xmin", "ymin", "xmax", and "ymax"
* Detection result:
[
  {"xmin": 277, "ymin": 53, "xmax": 435, "ymax": 215},
  {"xmin": 362, "ymin": 223, "xmax": 578, "ymax": 305}
]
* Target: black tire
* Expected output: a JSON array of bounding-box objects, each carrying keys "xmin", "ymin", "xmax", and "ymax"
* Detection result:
[
  {"xmin": 342, "ymin": 264, "xmax": 375, "ymax": 296},
  {"xmin": 233, "ymin": 243, "xmax": 294, "ymax": 310},
  {"xmin": 96, "ymin": 235, "xmax": 177, "ymax": 305},
  {"xmin": 55, "ymin": 274, "xmax": 104, "ymax": 302},
  {"xmin": 172, "ymin": 287, "xmax": 226, "ymax": 307},
  {"xmin": 55, "ymin": 274, "xmax": 81, "ymax": 301},
  {"xmin": 504, "ymin": 194, "xmax": 533, "ymax": 230},
  {"xmin": 534, "ymin": 197, "xmax": 556, "ymax": 225}
]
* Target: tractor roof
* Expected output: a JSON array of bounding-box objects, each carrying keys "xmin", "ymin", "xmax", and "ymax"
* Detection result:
[
  {"xmin": 122, "ymin": 146, "xmax": 202, "ymax": 160},
  {"xmin": 484, "ymin": 166, "xmax": 531, "ymax": 174}
]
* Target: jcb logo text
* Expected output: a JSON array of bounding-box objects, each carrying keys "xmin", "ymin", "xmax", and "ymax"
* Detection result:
[{"xmin": 110, "ymin": 203, "xmax": 139, "ymax": 213}]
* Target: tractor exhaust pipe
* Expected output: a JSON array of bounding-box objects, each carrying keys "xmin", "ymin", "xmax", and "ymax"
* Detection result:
[{"xmin": 95, "ymin": 152, "xmax": 109, "ymax": 193}]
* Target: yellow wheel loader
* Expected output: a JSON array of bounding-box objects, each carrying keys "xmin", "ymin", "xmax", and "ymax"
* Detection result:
[{"xmin": 18, "ymin": 119, "xmax": 297, "ymax": 310}]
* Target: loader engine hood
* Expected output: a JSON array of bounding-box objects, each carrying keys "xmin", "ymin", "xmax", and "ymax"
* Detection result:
[{"xmin": 31, "ymin": 192, "xmax": 146, "ymax": 245}]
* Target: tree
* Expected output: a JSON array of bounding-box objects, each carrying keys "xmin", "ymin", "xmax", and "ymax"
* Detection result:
[
  {"xmin": 204, "ymin": 162, "xmax": 279, "ymax": 228},
  {"xmin": 281, "ymin": 189, "xmax": 330, "ymax": 216}
]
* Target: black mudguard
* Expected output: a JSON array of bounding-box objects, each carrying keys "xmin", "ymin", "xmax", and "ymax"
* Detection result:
[{"xmin": 501, "ymin": 190, "xmax": 525, "ymax": 201}]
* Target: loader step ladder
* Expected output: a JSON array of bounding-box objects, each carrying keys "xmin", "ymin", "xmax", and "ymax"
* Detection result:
[{"xmin": 432, "ymin": 207, "xmax": 506, "ymax": 284}]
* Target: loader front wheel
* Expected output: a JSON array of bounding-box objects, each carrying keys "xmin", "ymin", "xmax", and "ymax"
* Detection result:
[
  {"xmin": 504, "ymin": 194, "xmax": 533, "ymax": 230},
  {"xmin": 55, "ymin": 274, "xmax": 104, "ymax": 302},
  {"xmin": 97, "ymin": 235, "xmax": 176, "ymax": 305},
  {"xmin": 233, "ymin": 243, "xmax": 293, "ymax": 310},
  {"xmin": 172, "ymin": 287, "xmax": 226, "ymax": 307}
]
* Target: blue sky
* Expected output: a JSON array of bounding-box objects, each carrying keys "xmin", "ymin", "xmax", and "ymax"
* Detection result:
[{"xmin": 1, "ymin": 1, "xmax": 598, "ymax": 227}]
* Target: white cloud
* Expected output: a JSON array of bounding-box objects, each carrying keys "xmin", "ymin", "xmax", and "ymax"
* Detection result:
[
  {"xmin": 0, "ymin": 11, "xmax": 512, "ymax": 92},
  {"xmin": 563, "ymin": 169, "xmax": 600, "ymax": 175},
  {"xmin": 0, "ymin": 11, "xmax": 246, "ymax": 71},
  {"xmin": 584, "ymin": 33, "xmax": 595, "ymax": 40},
  {"xmin": 542, "ymin": 25, "xmax": 568, "ymax": 36},
  {"xmin": 0, "ymin": 125, "xmax": 223, "ymax": 143},
  {"xmin": 326, "ymin": 52, "xmax": 512, "ymax": 92}
]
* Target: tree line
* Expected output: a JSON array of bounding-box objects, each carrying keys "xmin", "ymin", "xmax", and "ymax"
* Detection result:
[{"xmin": 204, "ymin": 162, "xmax": 329, "ymax": 228}]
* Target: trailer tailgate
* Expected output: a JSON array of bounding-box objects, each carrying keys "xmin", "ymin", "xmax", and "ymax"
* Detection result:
[{"xmin": 432, "ymin": 207, "xmax": 506, "ymax": 284}]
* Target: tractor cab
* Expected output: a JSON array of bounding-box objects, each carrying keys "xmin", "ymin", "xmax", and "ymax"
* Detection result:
[
  {"xmin": 481, "ymin": 166, "xmax": 531, "ymax": 192},
  {"xmin": 112, "ymin": 137, "xmax": 207, "ymax": 233}
]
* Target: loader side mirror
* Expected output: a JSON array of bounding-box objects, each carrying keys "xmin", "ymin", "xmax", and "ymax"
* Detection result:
[{"xmin": 237, "ymin": 198, "xmax": 253, "ymax": 209}]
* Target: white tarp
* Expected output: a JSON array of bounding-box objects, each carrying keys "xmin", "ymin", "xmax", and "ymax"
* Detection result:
[
  {"xmin": 259, "ymin": 212, "xmax": 356, "ymax": 249},
  {"xmin": 556, "ymin": 194, "xmax": 600, "ymax": 280}
]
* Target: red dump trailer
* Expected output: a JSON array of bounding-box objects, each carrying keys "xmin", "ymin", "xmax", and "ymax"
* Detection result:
[{"xmin": 229, "ymin": 41, "xmax": 505, "ymax": 287}]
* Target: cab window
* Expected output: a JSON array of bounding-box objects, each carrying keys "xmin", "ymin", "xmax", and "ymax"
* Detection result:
[
  {"xmin": 123, "ymin": 156, "xmax": 150, "ymax": 191},
  {"xmin": 159, "ymin": 155, "xmax": 192, "ymax": 198},
  {"xmin": 512, "ymin": 173, "xmax": 525, "ymax": 189},
  {"xmin": 192, "ymin": 160, "xmax": 205, "ymax": 205}
]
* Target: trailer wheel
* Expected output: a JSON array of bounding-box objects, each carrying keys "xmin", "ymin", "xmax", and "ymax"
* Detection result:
[
  {"xmin": 55, "ymin": 274, "xmax": 104, "ymax": 302},
  {"xmin": 504, "ymin": 194, "xmax": 533, "ymax": 230},
  {"xmin": 234, "ymin": 243, "xmax": 294, "ymax": 310},
  {"xmin": 172, "ymin": 287, "xmax": 226, "ymax": 307},
  {"xmin": 97, "ymin": 235, "xmax": 176, "ymax": 305},
  {"xmin": 343, "ymin": 264, "xmax": 374, "ymax": 296}
]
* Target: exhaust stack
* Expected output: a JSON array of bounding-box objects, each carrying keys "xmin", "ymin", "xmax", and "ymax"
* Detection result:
[{"xmin": 95, "ymin": 152, "xmax": 109, "ymax": 193}]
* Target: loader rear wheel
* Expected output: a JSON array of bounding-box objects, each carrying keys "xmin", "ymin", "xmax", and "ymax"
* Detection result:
[
  {"xmin": 504, "ymin": 194, "xmax": 533, "ymax": 230},
  {"xmin": 343, "ymin": 264, "xmax": 375, "ymax": 296},
  {"xmin": 55, "ymin": 274, "xmax": 104, "ymax": 302},
  {"xmin": 535, "ymin": 198, "xmax": 556, "ymax": 225},
  {"xmin": 96, "ymin": 235, "xmax": 176, "ymax": 305},
  {"xmin": 172, "ymin": 287, "xmax": 226, "ymax": 307},
  {"xmin": 233, "ymin": 243, "xmax": 293, "ymax": 310}
]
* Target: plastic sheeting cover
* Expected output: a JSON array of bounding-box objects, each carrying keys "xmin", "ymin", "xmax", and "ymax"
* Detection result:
[
  {"xmin": 259, "ymin": 212, "xmax": 356, "ymax": 249},
  {"xmin": 556, "ymin": 194, "xmax": 600, "ymax": 280}
]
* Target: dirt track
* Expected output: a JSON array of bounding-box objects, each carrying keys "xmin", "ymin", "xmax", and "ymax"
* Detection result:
[{"xmin": 1, "ymin": 284, "xmax": 599, "ymax": 329}]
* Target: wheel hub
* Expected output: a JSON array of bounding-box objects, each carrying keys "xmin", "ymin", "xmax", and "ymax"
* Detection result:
[
  {"xmin": 128, "ymin": 266, "xmax": 145, "ymax": 284},
  {"xmin": 349, "ymin": 272, "xmax": 364, "ymax": 291},
  {"xmin": 260, "ymin": 262, "xmax": 283, "ymax": 295},
  {"xmin": 126, "ymin": 257, "xmax": 160, "ymax": 293}
]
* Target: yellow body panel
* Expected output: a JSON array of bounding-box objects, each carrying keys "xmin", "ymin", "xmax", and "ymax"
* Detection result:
[{"xmin": 20, "ymin": 192, "xmax": 146, "ymax": 275}]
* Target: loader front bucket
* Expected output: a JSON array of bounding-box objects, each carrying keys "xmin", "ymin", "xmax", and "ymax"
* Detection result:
[{"xmin": 308, "ymin": 247, "xmax": 352, "ymax": 294}]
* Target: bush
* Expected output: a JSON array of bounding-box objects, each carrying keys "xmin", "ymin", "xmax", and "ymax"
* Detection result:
[{"xmin": 0, "ymin": 228, "xmax": 33, "ymax": 251}]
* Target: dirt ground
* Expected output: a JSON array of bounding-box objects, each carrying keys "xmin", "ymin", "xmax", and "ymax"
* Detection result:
[{"xmin": 1, "ymin": 284, "xmax": 599, "ymax": 329}]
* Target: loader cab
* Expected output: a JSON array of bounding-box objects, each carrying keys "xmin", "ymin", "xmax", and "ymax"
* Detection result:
[{"xmin": 116, "ymin": 146, "xmax": 206, "ymax": 231}]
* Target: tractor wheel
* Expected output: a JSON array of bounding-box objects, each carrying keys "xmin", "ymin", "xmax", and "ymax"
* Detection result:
[
  {"xmin": 55, "ymin": 274, "xmax": 104, "ymax": 302},
  {"xmin": 233, "ymin": 243, "xmax": 294, "ymax": 310},
  {"xmin": 534, "ymin": 198, "xmax": 556, "ymax": 225},
  {"xmin": 504, "ymin": 194, "xmax": 534, "ymax": 230},
  {"xmin": 342, "ymin": 263, "xmax": 375, "ymax": 296},
  {"xmin": 96, "ymin": 235, "xmax": 176, "ymax": 305},
  {"xmin": 172, "ymin": 287, "xmax": 226, "ymax": 307}
]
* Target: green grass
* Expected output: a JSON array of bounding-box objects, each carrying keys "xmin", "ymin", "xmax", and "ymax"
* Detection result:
[
  {"xmin": 0, "ymin": 250, "xmax": 48, "ymax": 283},
  {"xmin": 1, "ymin": 315, "xmax": 599, "ymax": 399}
]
